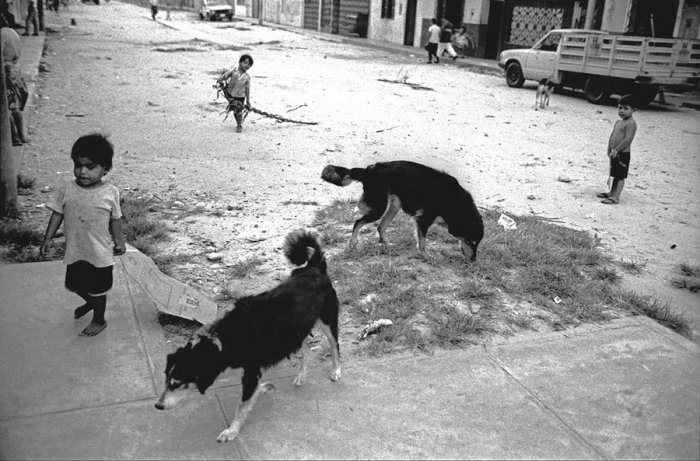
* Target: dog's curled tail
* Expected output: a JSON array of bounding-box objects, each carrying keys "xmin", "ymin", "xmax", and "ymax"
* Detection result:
[{"xmin": 283, "ymin": 230, "xmax": 326, "ymax": 270}]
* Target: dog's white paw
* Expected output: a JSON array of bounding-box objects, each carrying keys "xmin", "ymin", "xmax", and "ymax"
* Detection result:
[
  {"xmin": 217, "ymin": 428, "xmax": 239, "ymax": 443},
  {"xmin": 330, "ymin": 367, "xmax": 341, "ymax": 381}
]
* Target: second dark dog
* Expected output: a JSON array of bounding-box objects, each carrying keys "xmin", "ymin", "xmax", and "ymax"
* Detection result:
[
  {"xmin": 321, "ymin": 160, "xmax": 484, "ymax": 260},
  {"xmin": 155, "ymin": 230, "xmax": 341, "ymax": 443}
]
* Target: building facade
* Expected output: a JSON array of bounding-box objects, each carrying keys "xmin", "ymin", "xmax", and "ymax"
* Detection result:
[{"xmin": 239, "ymin": 0, "xmax": 700, "ymax": 58}]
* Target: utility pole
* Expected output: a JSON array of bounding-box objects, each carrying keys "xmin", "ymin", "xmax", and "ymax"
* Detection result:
[{"xmin": 0, "ymin": 38, "xmax": 19, "ymax": 218}]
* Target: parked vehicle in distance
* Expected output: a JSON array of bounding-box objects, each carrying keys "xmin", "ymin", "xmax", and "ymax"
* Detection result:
[
  {"xmin": 498, "ymin": 29, "xmax": 700, "ymax": 106},
  {"xmin": 197, "ymin": 0, "xmax": 233, "ymax": 21}
]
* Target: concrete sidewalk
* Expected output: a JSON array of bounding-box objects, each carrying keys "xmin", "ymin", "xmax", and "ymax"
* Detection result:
[{"xmin": 1, "ymin": 259, "xmax": 699, "ymax": 459}]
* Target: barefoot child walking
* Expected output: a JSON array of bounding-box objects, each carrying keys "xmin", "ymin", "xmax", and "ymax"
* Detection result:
[
  {"xmin": 597, "ymin": 94, "xmax": 637, "ymax": 205},
  {"xmin": 40, "ymin": 134, "xmax": 126, "ymax": 336},
  {"xmin": 216, "ymin": 54, "xmax": 253, "ymax": 132}
]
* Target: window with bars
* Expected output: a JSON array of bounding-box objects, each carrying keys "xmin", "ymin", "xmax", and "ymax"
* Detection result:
[{"xmin": 381, "ymin": 0, "xmax": 395, "ymax": 19}]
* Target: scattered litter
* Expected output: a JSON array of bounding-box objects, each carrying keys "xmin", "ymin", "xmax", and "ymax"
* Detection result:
[
  {"xmin": 671, "ymin": 244, "xmax": 677, "ymax": 249},
  {"xmin": 553, "ymin": 296, "xmax": 562, "ymax": 304},
  {"xmin": 357, "ymin": 319, "xmax": 393, "ymax": 341},
  {"xmin": 498, "ymin": 213, "xmax": 517, "ymax": 230},
  {"xmin": 206, "ymin": 252, "xmax": 223, "ymax": 262}
]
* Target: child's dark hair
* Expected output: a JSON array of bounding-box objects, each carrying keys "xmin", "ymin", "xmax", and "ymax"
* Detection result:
[
  {"xmin": 239, "ymin": 54, "xmax": 254, "ymax": 66},
  {"xmin": 71, "ymin": 133, "xmax": 114, "ymax": 171},
  {"xmin": 431, "ymin": 17, "xmax": 438, "ymax": 24},
  {"xmin": 618, "ymin": 94, "xmax": 637, "ymax": 109}
]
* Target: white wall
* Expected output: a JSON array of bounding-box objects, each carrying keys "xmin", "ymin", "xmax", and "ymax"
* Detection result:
[
  {"xmin": 462, "ymin": 0, "xmax": 489, "ymax": 25},
  {"xmin": 368, "ymin": 0, "xmax": 407, "ymax": 42}
]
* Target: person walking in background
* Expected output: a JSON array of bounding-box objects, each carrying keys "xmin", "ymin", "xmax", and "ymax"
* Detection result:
[
  {"xmin": 23, "ymin": 0, "xmax": 38, "ymax": 36},
  {"xmin": 452, "ymin": 25, "xmax": 474, "ymax": 58},
  {"xmin": 596, "ymin": 94, "xmax": 638, "ymax": 205},
  {"xmin": 425, "ymin": 17, "xmax": 440, "ymax": 64},
  {"xmin": 165, "ymin": 0, "xmax": 171, "ymax": 20},
  {"xmin": 40, "ymin": 134, "xmax": 126, "ymax": 337},
  {"xmin": 438, "ymin": 18, "xmax": 458, "ymax": 61},
  {"xmin": 150, "ymin": 0, "xmax": 158, "ymax": 20}
]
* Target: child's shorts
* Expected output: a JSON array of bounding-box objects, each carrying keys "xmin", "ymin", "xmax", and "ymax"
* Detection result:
[
  {"xmin": 609, "ymin": 151, "xmax": 631, "ymax": 179},
  {"xmin": 65, "ymin": 261, "xmax": 114, "ymax": 296},
  {"xmin": 230, "ymin": 97, "xmax": 246, "ymax": 115}
]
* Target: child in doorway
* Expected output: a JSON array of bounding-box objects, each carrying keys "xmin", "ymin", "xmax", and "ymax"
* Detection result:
[
  {"xmin": 597, "ymin": 94, "xmax": 637, "ymax": 204},
  {"xmin": 425, "ymin": 17, "xmax": 440, "ymax": 63},
  {"xmin": 216, "ymin": 54, "xmax": 253, "ymax": 133},
  {"xmin": 40, "ymin": 134, "xmax": 126, "ymax": 337}
]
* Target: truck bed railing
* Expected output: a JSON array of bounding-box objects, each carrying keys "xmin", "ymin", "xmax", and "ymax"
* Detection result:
[{"xmin": 557, "ymin": 33, "xmax": 700, "ymax": 83}]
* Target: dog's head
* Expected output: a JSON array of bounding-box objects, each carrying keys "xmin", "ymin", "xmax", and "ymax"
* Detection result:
[
  {"xmin": 448, "ymin": 214, "xmax": 484, "ymax": 262},
  {"xmin": 155, "ymin": 335, "xmax": 223, "ymax": 410}
]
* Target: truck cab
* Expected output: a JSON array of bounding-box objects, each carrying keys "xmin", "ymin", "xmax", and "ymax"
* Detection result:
[{"xmin": 499, "ymin": 29, "xmax": 602, "ymax": 88}]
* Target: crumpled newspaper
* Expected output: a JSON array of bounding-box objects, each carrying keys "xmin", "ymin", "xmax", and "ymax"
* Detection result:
[{"xmin": 118, "ymin": 245, "xmax": 217, "ymax": 325}]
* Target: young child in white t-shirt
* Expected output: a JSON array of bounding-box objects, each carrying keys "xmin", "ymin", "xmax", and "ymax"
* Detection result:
[{"xmin": 41, "ymin": 133, "xmax": 125, "ymax": 336}]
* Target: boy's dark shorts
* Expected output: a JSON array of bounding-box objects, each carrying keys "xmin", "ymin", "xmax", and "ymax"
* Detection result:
[
  {"xmin": 609, "ymin": 151, "xmax": 631, "ymax": 179},
  {"xmin": 425, "ymin": 43, "xmax": 438, "ymax": 54},
  {"xmin": 65, "ymin": 261, "xmax": 113, "ymax": 296},
  {"xmin": 230, "ymin": 97, "xmax": 246, "ymax": 115}
]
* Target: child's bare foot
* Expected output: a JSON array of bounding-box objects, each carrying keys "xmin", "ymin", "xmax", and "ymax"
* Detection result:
[
  {"xmin": 74, "ymin": 304, "xmax": 92, "ymax": 319},
  {"xmin": 80, "ymin": 321, "xmax": 107, "ymax": 336}
]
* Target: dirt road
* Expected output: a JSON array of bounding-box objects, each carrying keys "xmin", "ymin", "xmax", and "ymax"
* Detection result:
[{"xmin": 17, "ymin": 1, "xmax": 700, "ymax": 335}]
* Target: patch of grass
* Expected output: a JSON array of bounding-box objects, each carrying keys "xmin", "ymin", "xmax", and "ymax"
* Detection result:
[
  {"xmin": 152, "ymin": 253, "xmax": 198, "ymax": 276},
  {"xmin": 593, "ymin": 267, "xmax": 620, "ymax": 282},
  {"xmin": 0, "ymin": 219, "xmax": 55, "ymax": 262},
  {"xmin": 313, "ymin": 200, "xmax": 694, "ymax": 355},
  {"xmin": 671, "ymin": 262, "xmax": 700, "ymax": 293},
  {"xmin": 619, "ymin": 258, "xmax": 646, "ymax": 274},
  {"xmin": 613, "ymin": 291, "xmax": 693, "ymax": 338},
  {"xmin": 121, "ymin": 193, "xmax": 170, "ymax": 257},
  {"xmin": 225, "ymin": 256, "xmax": 266, "ymax": 278}
]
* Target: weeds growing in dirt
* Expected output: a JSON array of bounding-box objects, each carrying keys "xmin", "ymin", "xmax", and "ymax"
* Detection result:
[
  {"xmin": 313, "ymin": 200, "xmax": 694, "ymax": 356},
  {"xmin": 670, "ymin": 262, "xmax": 700, "ymax": 294},
  {"xmin": 0, "ymin": 219, "xmax": 53, "ymax": 262},
  {"xmin": 120, "ymin": 193, "xmax": 170, "ymax": 256}
]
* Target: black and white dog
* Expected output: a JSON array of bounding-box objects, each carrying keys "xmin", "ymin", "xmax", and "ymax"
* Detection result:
[
  {"xmin": 321, "ymin": 160, "xmax": 484, "ymax": 260},
  {"xmin": 155, "ymin": 230, "xmax": 341, "ymax": 443}
]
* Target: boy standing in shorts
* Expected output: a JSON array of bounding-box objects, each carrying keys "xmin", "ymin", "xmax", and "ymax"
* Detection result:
[
  {"xmin": 41, "ymin": 134, "xmax": 126, "ymax": 336},
  {"xmin": 216, "ymin": 54, "xmax": 253, "ymax": 133},
  {"xmin": 597, "ymin": 94, "xmax": 637, "ymax": 204}
]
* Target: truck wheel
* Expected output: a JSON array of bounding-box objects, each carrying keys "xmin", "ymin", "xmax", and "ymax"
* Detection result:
[
  {"xmin": 199, "ymin": 13, "xmax": 204, "ymax": 19},
  {"xmin": 506, "ymin": 62, "xmax": 525, "ymax": 88},
  {"xmin": 584, "ymin": 77, "xmax": 609, "ymax": 104},
  {"xmin": 227, "ymin": 14, "xmax": 233, "ymax": 21}
]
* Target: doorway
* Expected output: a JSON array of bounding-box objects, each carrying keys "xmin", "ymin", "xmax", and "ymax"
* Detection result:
[
  {"xmin": 404, "ymin": 0, "xmax": 417, "ymax": 45},
  {"xmin": 484, "ymin": 0, "xmax": 503, "ymax": 58}
]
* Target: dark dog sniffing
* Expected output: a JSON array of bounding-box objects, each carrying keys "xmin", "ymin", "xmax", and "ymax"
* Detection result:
[
  {"xmin": 321, "ymin": 160, "xmax": 484, "ymax": 260},
  {"xmin": 155, "ymin": 230, "xmax": 341, "ymax": 443}
]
